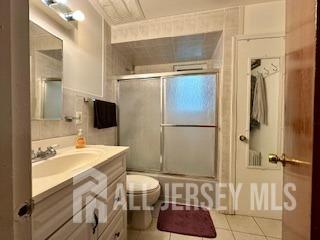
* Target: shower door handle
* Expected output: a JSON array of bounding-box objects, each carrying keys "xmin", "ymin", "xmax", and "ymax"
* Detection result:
[{"xmin": 239, "ymin": 135, "xmax": 248, "ymax": 142}]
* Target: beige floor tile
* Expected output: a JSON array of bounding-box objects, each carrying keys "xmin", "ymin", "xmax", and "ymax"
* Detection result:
[
  {"xmin": 226, "ymin": 215, "xmax": 263, "ymax": 235},
  {"xmin": 128, "ymin": 230, "xmax": 140, "ymax": 240},
  {"xmin": 138, "ymin": 230, "xmax": 170, "ymax": 240},
  {"xmin": 204, "ymin": 228, "xmax": 235, "ymax": 240},
  {"xmin": 254, "ymin": 218, "xmax": 282, "ymax": 239},
  {"xmin": 170, "ymin": 233, "xmax": 202, "ymax": 240},
  {"xmin": 209, "ymin": 210, "xmax": 230, "ymax": 230},
  {"xmin": 266, "ymin": 237, "xmax": 281, "ymax": 240},
  {"xmin": 233, "ymin": 231, "xmax": 267, "ymax": 240}
]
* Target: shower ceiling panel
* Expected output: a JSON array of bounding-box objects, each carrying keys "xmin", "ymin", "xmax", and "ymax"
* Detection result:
[{"xmin": 113, "ymin": 31, "xmax": 222, "ymax": 65}]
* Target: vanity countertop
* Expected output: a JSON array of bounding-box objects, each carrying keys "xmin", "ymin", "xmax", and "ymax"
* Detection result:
[{"xmin": 32, "ymin": 145, "xmax": 129, "ymax": 203}]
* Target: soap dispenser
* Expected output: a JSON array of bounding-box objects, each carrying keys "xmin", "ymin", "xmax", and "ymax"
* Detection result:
[{"xmin": 75, "ymin": 129, "xmax": 86, "ymax": 149}]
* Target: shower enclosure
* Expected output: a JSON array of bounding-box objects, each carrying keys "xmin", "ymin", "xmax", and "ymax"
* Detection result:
[{"xmin": 118, "ymin": 71, "xmax": 218, "ymax": 178}]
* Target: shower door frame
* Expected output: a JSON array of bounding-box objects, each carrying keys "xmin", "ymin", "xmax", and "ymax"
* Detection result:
[{"xmin": 117, "ymin": 69, "xmax": 220, "ymax": 179}]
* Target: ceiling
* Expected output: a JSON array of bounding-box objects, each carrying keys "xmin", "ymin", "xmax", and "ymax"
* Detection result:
[
  {"xmin": 96, "ymin": 0, "xmax": 281, "ymax": 25},
  {"xmin": 113, "ymin": 31, "xmax": 222, "ymax": 66},
  {"xmin": 98, "ymin": 0, "xmax": 145, "ymax": 25},
  {"xmin": 139, "ymin": 0, "xmax": 280, "ymax": 19}
]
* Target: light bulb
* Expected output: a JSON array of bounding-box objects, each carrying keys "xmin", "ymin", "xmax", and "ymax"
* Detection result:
[
  {"xmin": 54, "ymin": 0, "xmax": 67, "ymax": 4},
  {"xmin": 41, "ymin": 0, "xmax": 67, "ymax": 5},
  {"xmin": 72, "ymin": 10, "xmax": 85, "ymax": 21}
]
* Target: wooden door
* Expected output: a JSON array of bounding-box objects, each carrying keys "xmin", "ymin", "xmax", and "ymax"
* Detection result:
[
  {"xmin": 0, "ymin": 0, "xmax": 32, "ymax": 239},
  {"xmin": 282, "ymin": 0, "xmax": 316, "ymax": 239}
]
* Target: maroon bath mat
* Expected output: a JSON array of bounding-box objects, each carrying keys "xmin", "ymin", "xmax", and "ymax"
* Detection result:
[{"xmin": 157, "ymin": 203, "xmax": 216, "ymax": 238}]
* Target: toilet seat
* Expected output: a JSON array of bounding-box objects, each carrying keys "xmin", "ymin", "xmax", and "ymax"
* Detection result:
[{"xmin": 127, "ymin": 175, "xmax": 160, "ymax": 194}]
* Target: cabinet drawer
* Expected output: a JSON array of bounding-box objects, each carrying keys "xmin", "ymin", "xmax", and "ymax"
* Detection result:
[
  {"xmin": 98, "ymin": 211, "xmax": 126, "ymax": 240},
  {"xmin": 97, "ymin": 173, "xmax": 126, "ymax": 237},
  {"xmin": 48, "ymin": 200, "xmax": 97, "ymax": 240},
  {"xmin": 48, "ymin": 173, "xmax": 126, "ymax": 240},
  {"xmin": 33, "ymin": 154, "xmax": 126, "ymax": 240}
]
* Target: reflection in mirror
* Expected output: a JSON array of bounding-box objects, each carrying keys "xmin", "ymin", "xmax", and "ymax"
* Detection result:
[
  {"xmin": 29, "ymin": 21, "xmax": 63, "ymax": 120},
  {"xmin": 249, "ymin": 58, "xmax": 282, "ymax": 169}
]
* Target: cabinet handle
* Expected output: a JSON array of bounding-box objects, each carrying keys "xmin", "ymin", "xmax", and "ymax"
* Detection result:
[
  {"xmin": 114, "ymin": 232, "xmax": 120, "ymax": 239},
  {"xmin": 92, "ymin": 212, "xmax": 99, "ymax": 234},
  {"xmin": 239, "ymin": 135, "xmax": 248, "ymax": 142},
  {"xmin": 114, "ymin": 196, "xmax": 121, "ymax": 202}
]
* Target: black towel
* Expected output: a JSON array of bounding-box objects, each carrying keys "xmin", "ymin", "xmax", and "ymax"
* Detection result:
[{"xmin": 93, "ymin": 100, "xmax": 117, "ymax": 129}]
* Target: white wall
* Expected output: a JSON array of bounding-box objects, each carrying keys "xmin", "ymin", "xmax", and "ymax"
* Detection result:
[
  {"xmin": 30, "ymin": 0, "xmax": 104, "ymax": 97},
  {"xmin": 244, "ymin": 1, "xmax": 285, "ymax": 35}
]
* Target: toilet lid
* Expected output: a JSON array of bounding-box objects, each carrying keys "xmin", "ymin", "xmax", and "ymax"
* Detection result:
[{"xmin": 127, "ymin": 175, "xmax": 159, "ymax": 193}]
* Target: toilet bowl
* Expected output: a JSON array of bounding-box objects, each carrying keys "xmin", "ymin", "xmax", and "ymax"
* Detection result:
[{"xmin": 127, "ymin": 174, "xmax": 161, "ymax": 230}]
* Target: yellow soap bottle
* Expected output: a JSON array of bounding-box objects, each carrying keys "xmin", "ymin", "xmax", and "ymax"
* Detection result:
[{"xmin": 75, "ymin": 129, "xmax": 86, "ymax": 148}]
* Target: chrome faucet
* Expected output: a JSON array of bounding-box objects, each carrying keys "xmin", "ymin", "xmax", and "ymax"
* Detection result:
[{"xmin": 32, "ymin": 144, "xmax": 59, "ymax": 163}]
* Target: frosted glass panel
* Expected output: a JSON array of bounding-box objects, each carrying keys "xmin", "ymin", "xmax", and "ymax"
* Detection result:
[
  {"xmin": 164, "ymin": 74, "xmax": 216, "ymax": 125},
  {"xmin": 43, "ymin": 80, "xmax": 62, "ymax": 119},
  {"xmin": 119, "ymin": 79, "xmax": 161, "ymax": 171},
  {"xmin": 163, "ymin": 127, "xmax": 216, "ymax": 177}
]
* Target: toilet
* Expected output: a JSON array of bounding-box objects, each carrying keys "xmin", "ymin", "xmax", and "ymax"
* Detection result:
[{"xmin": 126, "ymin": 175, "xmax": 161, "ymax": 230}]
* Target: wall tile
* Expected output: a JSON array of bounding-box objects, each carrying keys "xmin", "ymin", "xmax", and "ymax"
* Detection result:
[
  {"xmin": 224, "ymin": 7, "xmax": 241, "ymax": 29},
  {"xmin": 111, "ymin": 9, "xmax": 225, "ymax": 43},
  {"xmin": 31, "ymin": 120, "xmax": 41, "ymax": 140}
]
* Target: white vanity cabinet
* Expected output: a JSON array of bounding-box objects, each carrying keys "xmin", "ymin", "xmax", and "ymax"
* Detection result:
[{"xmin": 32, "ymin": 146, "xmax": 128, "ymax": 240}]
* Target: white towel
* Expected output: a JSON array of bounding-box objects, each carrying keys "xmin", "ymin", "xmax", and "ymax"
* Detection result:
[{"xmin": 251, "ymin": 73, "xmax": 268, "ymax": 125}]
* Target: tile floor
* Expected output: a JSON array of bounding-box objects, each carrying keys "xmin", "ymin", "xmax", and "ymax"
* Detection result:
[{"xmin": 128, "ymin": 202, "xmax": 282, "ymax": 240}]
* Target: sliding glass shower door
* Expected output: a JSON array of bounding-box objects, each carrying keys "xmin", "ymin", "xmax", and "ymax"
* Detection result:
[
  {"xmin": 119, "ymin": 73, "xmax": 217, "ymax": 178},
  {"xmin": 162, "ymin": 74, "xmax": 217, "ymax": 177},
  {"xmin": 119, "ymin": 78, "xmax": 161, "ymax": 171}
]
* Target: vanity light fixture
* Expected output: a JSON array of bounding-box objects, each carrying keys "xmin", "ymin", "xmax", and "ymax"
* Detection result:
[
  {"xmin": 62, "ymin": 10, "xmax": 86, "ymax": 22},
  {"xmin": 41, "ymin": 0, "xmax": 85, "ymax": 22},
  {"xmin": 41, "ymin": 0, "xmax": 68, "ymax": 6}
]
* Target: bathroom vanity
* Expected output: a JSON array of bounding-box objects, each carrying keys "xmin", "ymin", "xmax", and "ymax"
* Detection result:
[{"xmin": 31, "ymin": 145, "xmax": 128, "ymax": 240}]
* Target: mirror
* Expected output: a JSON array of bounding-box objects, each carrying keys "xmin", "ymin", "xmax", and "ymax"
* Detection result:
[
  {"xmin": 29, "ymin": 21, "xmax": 63, "ymax": 120},
  {"xmin": 249, "ymin": 58, "xmax": 283, "ymax": 169}
]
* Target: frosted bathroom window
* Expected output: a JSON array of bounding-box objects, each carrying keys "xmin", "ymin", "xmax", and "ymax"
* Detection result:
[
  {"xmin": 164, "ymin": 74, "xmax": 216, "ymax": 125},
  {"xmin": 119, "ymin": 79, "xmax": 161, "ymax": 171},
  {"xmin": 163, "ymin": 127, "xmax": 216, "ymax": 177}
]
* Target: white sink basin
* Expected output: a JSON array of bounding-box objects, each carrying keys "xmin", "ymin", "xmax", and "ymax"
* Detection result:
[
  {"xmin": 33, "ymin": 151, "xmax": 101, "ymax": 178},
  {"xmin": 32, "ymin": 145, "xmax": 129, "ymax": 201}
]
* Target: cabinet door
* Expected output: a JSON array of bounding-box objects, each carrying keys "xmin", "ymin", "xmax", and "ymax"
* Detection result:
[
  {"xmin": 49, "ymin": 205, "xmax": 98, "ymax": 240},
  {"xmin": 98, "ymin": 211, "xmax": 126, "ymax": 240}
]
